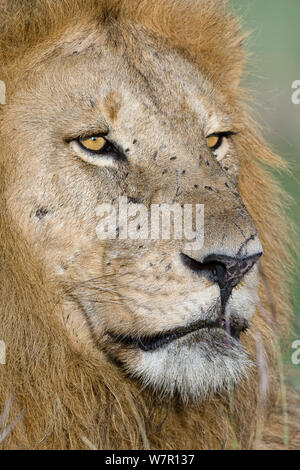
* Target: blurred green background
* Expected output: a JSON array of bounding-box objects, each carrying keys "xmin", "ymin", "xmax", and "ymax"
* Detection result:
[{"xmin": 231, "ymin": 0, "xmax": 300, "ymax": 389}]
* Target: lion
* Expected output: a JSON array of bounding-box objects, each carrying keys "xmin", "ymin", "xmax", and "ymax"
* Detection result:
[{"xmin": 0, "ymin": 0, "xmax": 299, "ymax": 450}]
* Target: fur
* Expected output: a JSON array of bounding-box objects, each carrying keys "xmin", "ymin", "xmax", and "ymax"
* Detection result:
[{"xmin": 0, "ymin": 0, "xmax": 299, "ymax": 450}]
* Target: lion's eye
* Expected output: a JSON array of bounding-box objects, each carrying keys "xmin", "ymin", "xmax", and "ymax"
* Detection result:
[
  {"xmin": 206, "ymin": 131, "xmax": 236, "ymax": 162},
  {"xmin": 79, "ymin": 136, "xmax": 109, "ymax": 153},
  {"xmin": 206, "ymin": 134, "xmax": 224, "ymax": 151},
  {"xmin": 70, "ymin": 133, "xmax": 123, "ymax": 168}
]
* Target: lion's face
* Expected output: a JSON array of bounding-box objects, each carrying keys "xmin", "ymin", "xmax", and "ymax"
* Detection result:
[{"xmin": 3, "ymin": 24, "xmax": 263, "ymax": 401}]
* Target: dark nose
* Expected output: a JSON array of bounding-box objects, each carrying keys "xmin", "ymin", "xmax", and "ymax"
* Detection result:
[{"xmin": 181, "ymin": 252, "xmax": 262, "ymax": 308}]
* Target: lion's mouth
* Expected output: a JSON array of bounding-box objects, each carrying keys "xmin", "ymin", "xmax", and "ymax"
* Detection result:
[{"xmin": 109, "ymin": 317, "xmax": 249, "ymax": 352}]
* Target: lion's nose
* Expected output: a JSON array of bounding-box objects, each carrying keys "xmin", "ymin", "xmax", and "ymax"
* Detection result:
[
  {"xmin": 202, "ymin": 253, "xmax": 262, "ymax": 290},
  {"xmin": 181, "ymin": 252, "xmax": 262, "ymax": 307}
]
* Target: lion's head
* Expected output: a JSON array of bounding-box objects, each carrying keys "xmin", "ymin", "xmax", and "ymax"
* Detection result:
[
  {"xmin": 1, "ymin": 2, "xmax": 264, "ymax": 402},
  {"xmin": 0, "ymin": 0, "xmax": 296, "ymax": 450}
]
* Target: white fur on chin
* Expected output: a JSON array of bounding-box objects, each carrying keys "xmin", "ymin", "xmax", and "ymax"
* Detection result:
[{"xmin": 127, "ymin": 329, "xmax": 251, "ymax": 403}]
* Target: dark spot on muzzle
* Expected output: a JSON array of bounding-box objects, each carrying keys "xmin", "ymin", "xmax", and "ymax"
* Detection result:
[{"xmin": 35, "ymin": 208, "xmax": 49, "ymax": 220}]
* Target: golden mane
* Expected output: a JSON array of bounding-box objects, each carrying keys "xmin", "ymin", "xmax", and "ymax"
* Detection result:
[
  {"xmin": 0, "ymin": 0, "xmax": 299, "ymax": 449},
  {"xmin": 0, "ymin": 0, "xmax": 244, "ymax": 88}
]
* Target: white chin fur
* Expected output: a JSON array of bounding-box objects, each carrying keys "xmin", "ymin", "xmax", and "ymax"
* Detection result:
[{"xmin": 127, "ymin": 329, "xmax": 251, "ymax": 403}]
